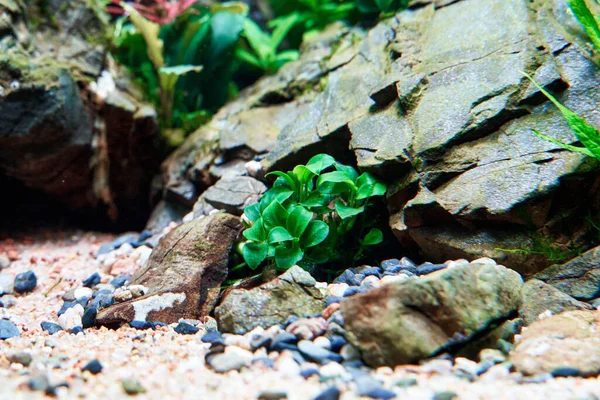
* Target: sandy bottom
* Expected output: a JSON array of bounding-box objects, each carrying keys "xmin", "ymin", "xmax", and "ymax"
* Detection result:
[{"xmin": 1, "ymin": 230, "xmax": 599, "ymax": 400}]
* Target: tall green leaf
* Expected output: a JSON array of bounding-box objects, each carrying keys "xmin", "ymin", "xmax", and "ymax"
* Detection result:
[
  {"xmin": 523, "ymin": 71, "xmax": 600, "ymax": 160},
  {"xmin": 567, "ymin": 0, "xmax": 600, "ymax": 52},
  {"xmin": 122, "ymin": 4, "xmax": 164, "ymax": 69}
]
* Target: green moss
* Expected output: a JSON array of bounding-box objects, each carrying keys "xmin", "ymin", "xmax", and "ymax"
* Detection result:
[{"xmin": 0, "ymin": 52, "xmax": 65, "ymax": 86}]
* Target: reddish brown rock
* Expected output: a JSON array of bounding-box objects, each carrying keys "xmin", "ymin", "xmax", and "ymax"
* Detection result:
[{"xmin": 96, "ymin": 213, "xmax": 242, "ymax": 325}]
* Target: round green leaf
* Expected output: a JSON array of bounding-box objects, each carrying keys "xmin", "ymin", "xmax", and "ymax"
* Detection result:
[
  {"xmin": 265, "ymin": 172, "xmax": 296, "ymax": 190},
  {"xmin": 301, "ymin": 220, "xmax": 330, "ymax": 247},
  {"xmin": 259, "ymin": 187, "xmax": 294, "ymax": 212},
  {"xmin": 263, "ymin": 200, "xmax": 289, "ymax": 229},
  {"xmin": 243, "ymin": 203, "xmax": 261, "ymax": 223},
  {"xmin": 292, "ymin": 165, "xmax": 316, "ymax": 185},
  {"xmin": 268, "ymin": 226, "xmax": 294, "ymax": 244},
  {"xmin": 334, "ymin": 162, "xmax": 359, "ymax": 181},
  {"xmin": 242, "ymin": 242, "xmax": 268, "ymax": 270},
  {"xmin": 275, "ymin": 245, "xmax": 304, "ymax": 269},
  {"xmin": 286, "ymin": 206, "xmax": 313, "ymax": 237},
  {"xmin": 305, "ymin": 153, "xmax": 336, "ymax": 175},
  {"xmin": 242, "ymin": 217, "xmax": 267, "ymax": 242},
  {"xmin": 335, "ymin": 200, "xmax": 364, "ymax": 220},
  {"xmin": 362, "ymin": 228, "xmax": 383, "ymax": 246}
]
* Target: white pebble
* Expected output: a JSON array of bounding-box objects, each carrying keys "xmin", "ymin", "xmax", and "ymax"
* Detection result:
[
  {"xmin": 245, "ymin": 160, "xmax": 263, "ymax": 178},
  {"xmin": 453, "ymin": 357, "xmax": 479, "ymax": 376},
  {"xmin": 117, "ymin": 243, "xmax": 134, "ymax": 257},
  {"xmin": 73, "ymin": 287, "xmax": 93, "ymax": 299},
  {"xmin": 58, "ymin": 304, "xmax": 84, "ymax": 330},
  {"xmin": 276, "ymin": 354, "xmax": 300, "ymax": 378},
  {"xmin": 224, "ymin": 335, "xmax": 251, "ymax": 350},
  {"xmin": 129, "ymin": 285, "xmax": 148, "ymax": 298},
  {"xmin": 446, "ymin": 259, "xmax": 469, "ymax": 269},
  {"xmin": 421, "ymin": 359, "xmax": 452, "ymax": 375},
  {"xmin": 9, "ymin": 80, "xmax": 19, "ymax": 89},
  {"xmin": 135, "ymin": 246, "xmax": 153, "ymax": 268},
  {"xmin": 479, "ymin": 364, "xmax": 511, "ymax": 382},
  {"xmin": 315, "ymin": 282, "xmax": 328, "ymax": 290},
  {"xmin": 328, "ymin": 283, "xmax": 349, "ymax": 297},
  {"xmin": 313, "ymin": 336, "xmax": 331, "ymax": 350},
  {"xmin": 320, "ymin": 362, "xmax": 349, "ymax": 380},
  {"xmin": 361, "ymin": 275, "xmax": 381, "ymax": 289},
  {"xmin": 380, "ymin": 275, "xmax": 408, "ymax": 285},
  {"xmin": 182, "ymin": 212, "xmax": 194, "ymax": 223}
]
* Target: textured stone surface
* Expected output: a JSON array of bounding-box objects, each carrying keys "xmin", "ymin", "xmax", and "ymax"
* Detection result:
[
  {"xmin": 519, "ymin": 279, "xmax": 591, "ymax": 325},
  {"xmin": 0, "ymin": 0, "xmax": 158, "ymax": 225},
  {"xmin": 155, "ymin": 0, "xmax": 600, "ymax": 273},
  {"xmin": 215, "ymin": 266, "xmax": 326, "ymax": 334},
  {"xmin": 342, "ymin": 262, "xmax": 523, "ymax": 366},
  {"xmin": 511, "ymin": 311, "xmax": 600, "ymax": 377},
  {"xmin": 201, "ymin": 176, "xmax": 267, "ymax": 216},
  {"xmin": 97, "ymin": 214, "xmax": 242, "ymax": 325},
  {"xmin": 535, "ymin": 246, "xmax": 600, "ymax": 300}
]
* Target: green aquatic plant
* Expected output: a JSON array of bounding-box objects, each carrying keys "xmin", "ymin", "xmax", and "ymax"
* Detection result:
[
  {"xmin": 566, "ymin": 0, "xmax": 600, "ymax": 53},
  {"xmin": 236, "ymin": 14, "xmax": 300, "ymax": 74},
  {"xmin": 239, "ymin": 154, "xmax": 387, "ymax": 271},
  {"xmin": 523, "ymin": 72, "xmax": 600, "ymax": 161}
]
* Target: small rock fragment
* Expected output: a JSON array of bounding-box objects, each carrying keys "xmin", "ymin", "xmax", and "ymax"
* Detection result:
[
  {"xmin": 82, "ymin": 360, "xmax": 103, "ymax": 374},
  {"xmin": 122, "ymin": 378, "xmax": 146, "ymax": 395},
  {"xmin": 0, "ymin": 319, "xmax": 19, "ymax": 339}
]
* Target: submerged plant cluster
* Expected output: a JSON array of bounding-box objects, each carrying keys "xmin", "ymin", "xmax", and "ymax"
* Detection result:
[
  {"xmin": 238, "ymin": 154, "xmax": 387, "ymax": 274},
  {"xmin": 106, "ymin": 0, "xmax": 410, "ymax": 145}
]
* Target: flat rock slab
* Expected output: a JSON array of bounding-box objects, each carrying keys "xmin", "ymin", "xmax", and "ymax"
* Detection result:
[
  {"xmin": 512, "ymin": 310, "xmax": 600, "ymax": 377},
  {"xmin": 97, "ymin": 213, "xmax": 241, "ymax": 325},
  {"xmin": 202, "ymin": 176, "xmax": 267, "ymax": 216},
  {"xmin": 535, "ymin": 246, "xmax": 600, "ymax": 300},
  {"xmin": 215, "ymin": 266, "xmax": 326, "ymax": 334},
  {"xmin": 342, "ymin": 262, "xmax": 523, "ymax": 367},
  {"xmin": 519, "ymin": 279, "xmax": 591, "ymax": 326}
]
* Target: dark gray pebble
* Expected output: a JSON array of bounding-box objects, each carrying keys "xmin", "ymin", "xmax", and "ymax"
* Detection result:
[
  {"xmin": 343, "ymin": 287, "xmax": 363, "ymax": 297},
  {"xmin": 251, "ymin": 335, "xmax": 271, "ymax": 350},
  {"xmin": 433, "ymin": 392, "xmax": 457, "ymax": 400},
  {"xmin": 14, "ymin": 271, "xmax": 37, "ymax": 293},
  {"xmin": 343, "ymin": 359, "xmax": 365, "ymax": 369},
  {"xmin": 326, "ymin": 296, "xmax": 341, "ymax": 306},
  {"xmin": 333, "ymin": 270, "xmax": 355, "ymax": 285},
  {"xmin": 82, "ymin": 307, "xmax": 97, "ymax": 329},
  {"xmin": 314, "ymin": 386, "xmax": 340, "ymax": 400},
  {"xmin": 111, "ymin": 233, "xmax": 138, "ymax": 249},
  {"xmin": 327, "ymin": 311, "xmax": 344, "ymax": 327},
  {"xmin": 300, "ymin": 367, "xmax": 320, "ymax": 379},
  {"xmin": 110, "ymin": 275, "xmax": 131, "ymax": 288},
  {"xmin": 27, "ymin": 375, "xmax": 49, "ymax": 391},
  {"xmin": 416, "ymin": 263, "xmax": 446, "ymax": 275},
  {"xmin": 201, "ymin": 329, "xmax": 223, "ymax": 343},
  {"xmin": 357, "ymin": 266, "xmax": 381, "ymax": 277},
  {"xmin": 41, "ymin": 322, "xmax": 62, "ymax": 335},
  {"xmin": 0, "ymin": 319, "xmax": 20, "ymax": 339},
  {"xmin": 551, "ymin": 367, "xmax": 581, "ymax": 377},
  {"xmin": 270, "ymin": 332, "xmax": 297, "ymax": 351},
  {"xmin": 83, "ymin": 272, "xmax": 101, "ymax": 288},
  {"xmin": 252, "ymin": 356, "xmax": 275, "ymax": 368},
  {"xmin": 174, "ymin": 321, "xmax": 199, "ymax": 335},
  {"xmin": 328, "ymin": 335, "xmax": 347, "ymax": 352},
  {"xmin": 82, "ymin": 360, "xmax": 103, "ymax": 374},
  {"xmin": 95, "ymin": 243, "xmax": 114, "ymax": 257},
  {"xmin": 130, "ymin": 321, "xmax": 154, "ymax": 330},
  {"xmin": 299, "ymin": 341, "xmax": 336, "ymax": 364},
  {"xmin": 90, "ymin": 293, "xmax": 114, "ymax": 309},
  {"xmin": 258, "ymin": 389, "xmax": 287, "ymax": 400},
  {"xmin": 70, "ymin": 326, "xmax": 84, "ymax": 335}
]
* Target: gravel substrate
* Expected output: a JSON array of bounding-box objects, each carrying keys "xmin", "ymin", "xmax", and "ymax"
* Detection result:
[{"xmin": 1, "ymin": 230, "xmax": 600, "ymax": 399}]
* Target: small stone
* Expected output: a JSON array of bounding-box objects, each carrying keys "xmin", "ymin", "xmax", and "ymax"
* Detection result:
[
  {"xmin": 111, "ymin": 275, "xmax": 131, "ymax": 288},
  {"xmin": 130, "ymin": 321, "xmax": 154, "ymax": 330},
  {"xmin": 111, "ymin": 233, "xmax": 138, "ymax": 249},
  {"xmin": 271, "ymin": 332, "xmax": 298, "ymax": 351},
  {"xmin": 415, "ymin": 263, "xmax": 446, "ymax": 275},
  {"xmin": 122, "ymin": 378, "xmax": 146, "ymax": 395},
  {"xmin": 0, "ymin": 274, "xmax": 14, "ymax": 295},
  {"xmin": 83, "ymin": 272, "xmax": 101, "ymax": 288},
  {"xmin": 393, "ymin": 378, "xmax": 417, "ymax": 387},
  {"xmin": 356, "ymin": 376, "xmax": 396, "ymax": 399},
  {"xmin": 44, "ymin": 338, "xmax": 58, "ymax": 348},
  {"xmin": 27, "ymin": 375, "xmax": 49, "ymax": 391},
  {"xmin": 209, "ymin": 352, "xmax": 248, "ymax": 373},
  {"xmin": 58, "ymin": 304, "xmax": 84, "ymax": 331},
  {"xmin": 41, "ymin": 322, "xmax": 62, "ymax": 335},
  {"xmin": 114, "ymin": 290, "xmax": 133, "ymax": 303},
  {"xmin": 202, "ymin": 329, "xmax": 223, "ymax": 343},
  {"xmin": 0, "ymin": 295, "xmax": 16, "ymax": 308},
  {"xmin": 319, "ymin": 362, "xmax": 348, "ymax": 380},
  {"xmin": 7, "ymin": 351, "xmax": 32, "ymax": 366},
  {"xmin": 340, "ymin": 344, "xmax": 361, "ymax": 361},
  {"xmin": 57, "ymin": 301, "xmax": 77, "ymax": 316},
  {"xmin": 551, "ymin": 366, "xmax": 582, "ymax": 377},
  {"xmin": 0, "ymin": 319, "xmax": 19, "ymax": 339},
  {"xmin": 174, "ymin": 321, "xmax": 199, "ymax": 335},
  {"xmin": 82, "ymin": 307, "xmax": 98, "ymax": 329},
  {"xmin": 298, "ymin": 340, "xmax": 334, "ymax": 364},
  {"xmin": 314, "ymin": 386, "xmax": 340, "ymax": 400},
  {"xmin": 343, "ymin": 286, "xmax": 363, "ymax": 297},
  {"xmin": 257, "ymin": 389, "xmax": 287, "ymax": 400},
  {"xmin": 95, "ymin": 243, "xmax": 114, "ymax": 257},
  {"xmin": 90, "ymin": 293, "xmax": 114, "ymax": 309},
  {"xmin": 129, "ymin": 285, "xmax": 147, "ymax": 298},
  {"xmin": 361, "ymin": 275, "xmax": 381, "ymax": 290},
  {"xmin": 0, "ymin": 254, "xmax": 10, "ymax": 269},
  {"xmin": 479, "ymin": 363, "xmax": 511, "ymax": 382},
  {"xmin": 328, "ymin": 283, "xmax": 349, "ymax": 298},
  {"xmin": 433, "ymin": 392, "xmax": 458, "ymax": 400},
  {"xmin": 329, "ymin": 335, "xmax": 347, "ymax": 352},
  {"xmin": 73, "ymin": 287, "xmax": 93, "ymax": 300},
  {"xmin": 70, "ymin": 326, "xmax": 84, "ymax": 335},
  {"xmin": 314, "ymin": 336, "xmax": 332, "ymax": 350},
  {"xmin": 479, "ymin": 348, "xmax": 506, "ymax": 365},
  {"xmin": 300, "ymin": 367, "xmax": 320, "ymax": 379},
  {"xmin": 82, "ymin": 360, "xmax": 103, "ymax": 374}
]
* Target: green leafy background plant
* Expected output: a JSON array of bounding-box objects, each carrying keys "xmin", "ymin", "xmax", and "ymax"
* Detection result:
[{"xmin": 239, "ymin": 154, "xmax": 387, "ymax": 275}]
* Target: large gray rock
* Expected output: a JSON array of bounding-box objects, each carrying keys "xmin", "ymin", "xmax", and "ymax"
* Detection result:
[
  {"xmin": 342, "ymin": 262, "xmax": 523, "ymax": 367},
  {"xmin": 201, "ymin": 176, "xmax": 267, "ymax": 216},
  {"xmin": 511, "ymin": 310, "xmax": 600, "ymax": 377},
  {"xmin": 156, "ymin": 0, "xmax": 600, "ymax": 274},
  {"xmin": 519, "ymin": 279, "xmax": 591, "ymax": 325},
  {"xmin": 0, "ymin": 0, "xmax": 158, "ymax": 224},
  {"xmin": 215, "ymin": 266, "xmax": 326, "ymax": 334},
  {"xmin": 97, "ymin": 214, "xmax": 242, "ymax": 325},
  {"xmin": 535, "ymin": 246, "xmax": 600, "ymax": 300}
]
